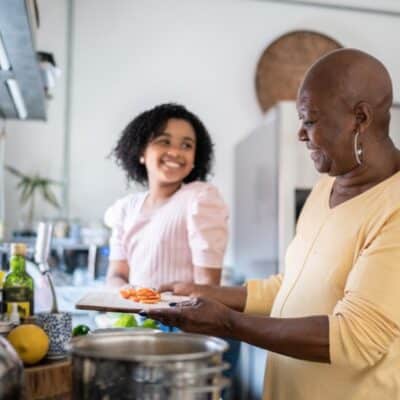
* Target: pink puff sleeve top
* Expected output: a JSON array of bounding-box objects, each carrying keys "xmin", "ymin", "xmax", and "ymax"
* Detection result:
[{"xmin": 104, "ymin": 181, "xmax": 229, "ymax": 288}]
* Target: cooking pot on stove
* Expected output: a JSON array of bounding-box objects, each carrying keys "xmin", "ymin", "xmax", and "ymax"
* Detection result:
[{"xmin": 68, "ymin": 331, "xmax": 229, "ymax": 400}]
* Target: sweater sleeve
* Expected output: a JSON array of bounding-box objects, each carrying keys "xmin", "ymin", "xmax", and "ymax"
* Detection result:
[
  {"xmin": 329, "ymin": 209, "xmax": 400, "ymax": 369},
  {"xmin": 244, "ymin": 274, "xmax": 283, "ymax": 316}
]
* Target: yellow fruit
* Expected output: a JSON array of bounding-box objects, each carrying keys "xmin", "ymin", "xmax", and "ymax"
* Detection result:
[{"xmin": 8, "ymin": 324, "xmax": 49, "ymax": 365}]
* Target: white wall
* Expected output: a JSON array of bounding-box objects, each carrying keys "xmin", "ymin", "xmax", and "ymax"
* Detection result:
[
  {"xmin": 4, "ymin": 0, "xmax": 67, "ymax": 235},
  {"xmin": 68, "ymin": 0, "xmax": 400, "ymax": 264},
  {"xmin": 5, "ymin": 0, "xmax": 400, "ymax": 265}
]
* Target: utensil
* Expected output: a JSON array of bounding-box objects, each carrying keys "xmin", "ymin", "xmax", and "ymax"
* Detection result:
[{"xmin": 35, "ymin": 222, "xmax": 58, "ymax": 313}]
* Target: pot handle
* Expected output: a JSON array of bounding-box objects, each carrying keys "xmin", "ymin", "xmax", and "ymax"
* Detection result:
[
  {"xmin": 176, "ymin": 377, "xmax": 231, "ymax": 394},
  {"xmin": 172, "ymin": 362, "xmax": 230, "ymax": 379}
]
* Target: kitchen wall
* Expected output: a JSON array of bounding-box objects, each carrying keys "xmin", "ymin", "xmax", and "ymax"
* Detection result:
[
  {"xmin": 4, "ymin": 0, "xmax": 68, "ymax": 234},
  {"xmin": 4, "ymin": 0, "xmax": 400, "ymax": 267}
]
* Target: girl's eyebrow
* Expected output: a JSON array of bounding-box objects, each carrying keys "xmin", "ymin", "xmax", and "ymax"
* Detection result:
[{"xmin": 161, "ymin": 132, "xmax": 196, "ymax": 143}]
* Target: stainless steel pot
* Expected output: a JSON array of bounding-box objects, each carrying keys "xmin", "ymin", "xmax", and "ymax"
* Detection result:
[
  {"xmin": 91, "ymin": 327, "xmax": 160, "ymax": 335},
  {"xmin": 0, "ymin": 336, "xmax": 23, "ymax": 400},
  {"xmin": 68, "ymin": 331, "xmax": 229, "ymax": 400}
]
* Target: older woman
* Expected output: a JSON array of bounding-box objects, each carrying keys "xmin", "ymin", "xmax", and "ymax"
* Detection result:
[{"xmin": 147, "ymin": 48, "xmax": 400, "ymax": 400}]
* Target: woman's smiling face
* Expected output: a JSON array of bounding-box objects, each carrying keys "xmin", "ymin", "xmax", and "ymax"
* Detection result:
[
  {"xmin": 296, "ymin": 85, "xmax": 357, "ymax": 176},
  {"xmin": 142, "ymin": 118, "xmax": 196, "ymax": 186}
]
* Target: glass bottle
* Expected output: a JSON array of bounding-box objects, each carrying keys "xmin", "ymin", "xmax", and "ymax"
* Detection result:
[
  {"xmin": 0, "ymin": 270, "xmax": 4, "ymax": 319},
  {"xmin": 3, "ymin": 243, "xmax": 34, "ymax": 320}
]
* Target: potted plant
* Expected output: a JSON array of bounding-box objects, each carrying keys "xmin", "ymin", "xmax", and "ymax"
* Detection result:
[{"xmin": 5, "ymin": 165, "xmax": 62, "ymax": 234}]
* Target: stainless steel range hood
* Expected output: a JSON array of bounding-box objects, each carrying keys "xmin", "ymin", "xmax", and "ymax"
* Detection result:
[{"xmin": 0, "ymin": 0, "xmax": 46, "ymax": 120}]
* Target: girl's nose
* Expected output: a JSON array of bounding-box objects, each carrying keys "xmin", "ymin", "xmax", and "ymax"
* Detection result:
[{"xmin": 166, "ymin": 148, "xmax": 180, "ymax": 157}]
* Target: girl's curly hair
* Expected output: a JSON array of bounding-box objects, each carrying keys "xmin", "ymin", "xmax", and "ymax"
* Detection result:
[{"xmin": 112, "ymin": 103, "xmax": 214, "ymax": 185}]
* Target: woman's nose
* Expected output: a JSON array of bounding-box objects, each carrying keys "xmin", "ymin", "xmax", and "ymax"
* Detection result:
[{"xmin": 298, "ymin": 126, "xmax": 308, "ymax": 142}]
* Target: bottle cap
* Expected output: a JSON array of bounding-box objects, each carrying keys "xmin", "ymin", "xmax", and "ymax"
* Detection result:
[{"xmin": 10, "ymin": 243, "xmax": 27, "ymax": 257}]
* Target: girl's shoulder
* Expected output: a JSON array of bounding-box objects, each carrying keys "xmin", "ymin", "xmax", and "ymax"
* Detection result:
[
  {"xmin": 180, "ymin": 181, "xmax": 227, "ymax": 209},
  {"xmin": 104, "ymin": 192, "xmax": 146, "ymax": 227}
]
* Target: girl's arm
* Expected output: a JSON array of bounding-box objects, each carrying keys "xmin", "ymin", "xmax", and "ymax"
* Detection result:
[
  {"xmin": 194, "ymin": 266, "xmax": 221, "ymax": 285},
  {"xmin": 106, "ymin": 260, "xmax": 129, "ymax": 287}
]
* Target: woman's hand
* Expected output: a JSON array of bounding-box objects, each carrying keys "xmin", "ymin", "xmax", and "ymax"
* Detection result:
[
  {"xmin": 158, "ymin": 281, "xmax": 204, "ymax": 297},
  {"xmin": 158, "ymin": 281, "xmax": 247, "ymax": 312},
  {"xmin": 147, "ymin": 297, "xmax": 235, "ymax": 337}
]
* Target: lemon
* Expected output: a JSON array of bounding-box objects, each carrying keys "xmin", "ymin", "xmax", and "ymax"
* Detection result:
[{"xmin": 8, "ymin": 324, "xmax": 49, "ymax": 365}]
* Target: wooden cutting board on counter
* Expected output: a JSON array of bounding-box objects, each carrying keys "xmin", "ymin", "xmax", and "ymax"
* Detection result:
[
  {"xmin": 76, "ymin": 290, "xmax": 190, "ymax": 313},
  {"xmin": 24, "ymin": 359, "xmax": 71, "ymax": 400}
]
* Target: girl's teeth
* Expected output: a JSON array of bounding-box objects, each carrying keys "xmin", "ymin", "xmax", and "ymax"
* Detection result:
[{"xmin": 163, "ymin": 161, "xmax": 181, "ymax": 168}]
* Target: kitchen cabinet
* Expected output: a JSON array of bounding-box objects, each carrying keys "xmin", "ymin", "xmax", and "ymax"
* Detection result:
[{"xmin": 0, "ymin": 0, "xmax": 46, "ymax": 120}]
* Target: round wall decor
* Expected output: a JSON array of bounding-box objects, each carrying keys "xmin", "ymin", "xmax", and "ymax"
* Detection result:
[{"xmin": 255, "ymin": 30, "xmax": 342, "ymax": 113}]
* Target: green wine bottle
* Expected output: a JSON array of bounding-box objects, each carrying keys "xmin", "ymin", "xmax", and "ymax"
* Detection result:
[{"xmin": 3, "ymin": 243, "xmax": 34, "ymax": 320}]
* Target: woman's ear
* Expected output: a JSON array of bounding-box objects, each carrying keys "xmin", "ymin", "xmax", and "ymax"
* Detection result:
[{"xmin": 354, "ymin": 101, "xmax": 373, "ymax": 133}]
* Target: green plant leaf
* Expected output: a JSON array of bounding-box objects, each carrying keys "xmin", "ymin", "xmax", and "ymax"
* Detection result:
[
  {"xmin": 6, "ymin": 165, "xmax": 62, "ymax": 210},
  {"xmin": 20, "ymin": 182, "xmax": 35, "ymax": 205},
  {"xmin": 41, "ymin": 184, "xmax": 60, "ymax": 209},
  {"xmin": 5, "ymin": 165, "xmax": 26, "ymax": 179}
]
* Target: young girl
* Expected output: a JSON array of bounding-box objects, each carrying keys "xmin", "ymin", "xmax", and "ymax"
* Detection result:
[{"xmin": 104, "ymin": 103, "xmax": 229, "ymax": 288}]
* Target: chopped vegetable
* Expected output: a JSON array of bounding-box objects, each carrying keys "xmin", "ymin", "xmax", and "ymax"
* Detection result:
[
  {"xmin": 112, "ymin": 314, "xmax": 138, "ymax": 328},
  {"xmin": 141, "ymin": 318, "xmax": 158, "ymax": 329},
  {"xmin": 119, "ymin": 286, "xmax": 161, "ymax": 304},
  {"xmin": 72, "ymin": 324, "xmax": 91, "ymax": 336}
]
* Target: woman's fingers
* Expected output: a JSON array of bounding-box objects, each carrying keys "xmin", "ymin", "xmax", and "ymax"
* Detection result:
[{"xmin": 147, "ymin": 307, "xmax": 182, "ymax": 327}]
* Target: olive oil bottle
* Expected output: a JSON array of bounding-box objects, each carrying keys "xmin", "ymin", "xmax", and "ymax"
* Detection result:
[{"xmin": 3, "ymin": 243, "xmax": 34, "ymax": 320}]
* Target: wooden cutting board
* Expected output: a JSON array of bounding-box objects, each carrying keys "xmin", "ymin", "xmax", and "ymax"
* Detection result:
[
  {"xmin": 75, "ymin": 290, "xmax": 190, "ymax": 313},
  {"xmin": 23, "ymin": 359, "xmax": 71, "ymax": 400}
]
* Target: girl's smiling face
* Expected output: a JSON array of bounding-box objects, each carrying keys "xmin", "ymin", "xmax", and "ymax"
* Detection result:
[{"xmin": 142, "ymin": 118, "xmax": 196, "ymax": 186}]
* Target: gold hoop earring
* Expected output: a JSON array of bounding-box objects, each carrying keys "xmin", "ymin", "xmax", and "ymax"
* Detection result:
[{"xmin": 354, "ymin": 131, "xmax": 363, "ymax": 165}]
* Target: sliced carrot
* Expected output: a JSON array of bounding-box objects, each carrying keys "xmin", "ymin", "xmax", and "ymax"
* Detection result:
[
  {"xmin": 120, "ymin": 288, "xmax": 131, "ymax": 299},
  {"xmin": 121, "ymin": 286, "xmax": 161, "ymax": 303},
  {"xmin": 140, "ymin": 299, "xmax": 160, "ymax": 304}
]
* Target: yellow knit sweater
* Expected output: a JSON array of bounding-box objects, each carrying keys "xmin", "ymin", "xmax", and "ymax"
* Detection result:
[{"xmin": 245, "ymin": 172, "xmax": 400, "ymax": 400}]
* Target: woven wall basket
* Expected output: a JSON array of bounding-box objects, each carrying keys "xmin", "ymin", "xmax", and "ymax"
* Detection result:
[{"xmin": 255, "ymin": 30, "xmax": 342, "ymax": 113}]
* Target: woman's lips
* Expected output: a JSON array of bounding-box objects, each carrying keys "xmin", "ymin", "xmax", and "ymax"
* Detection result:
[{"xmin": 310, "ymin": 150, "xmax": 321, "ymax": 161}]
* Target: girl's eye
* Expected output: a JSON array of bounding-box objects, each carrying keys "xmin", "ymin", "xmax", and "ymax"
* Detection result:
[
  {"xmin": 182, "ymin": 143, "xmax": 193, "ymax": 149},
  {"xmin": 304, "ymin": 120, "xmax": 315, "ymax": 128},
  {"xmin": 156, "ymin": 138, "xmax": 170, "ymax": 145}
]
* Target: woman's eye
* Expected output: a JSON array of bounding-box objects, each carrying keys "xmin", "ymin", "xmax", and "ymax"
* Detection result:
[
  {"xmin": 304, "ymin": 121, "xmax": 315, "ymax": 128},
  {"xmin": 182, "ymin": 143, "xmax": 193, "ymax": 149}
]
